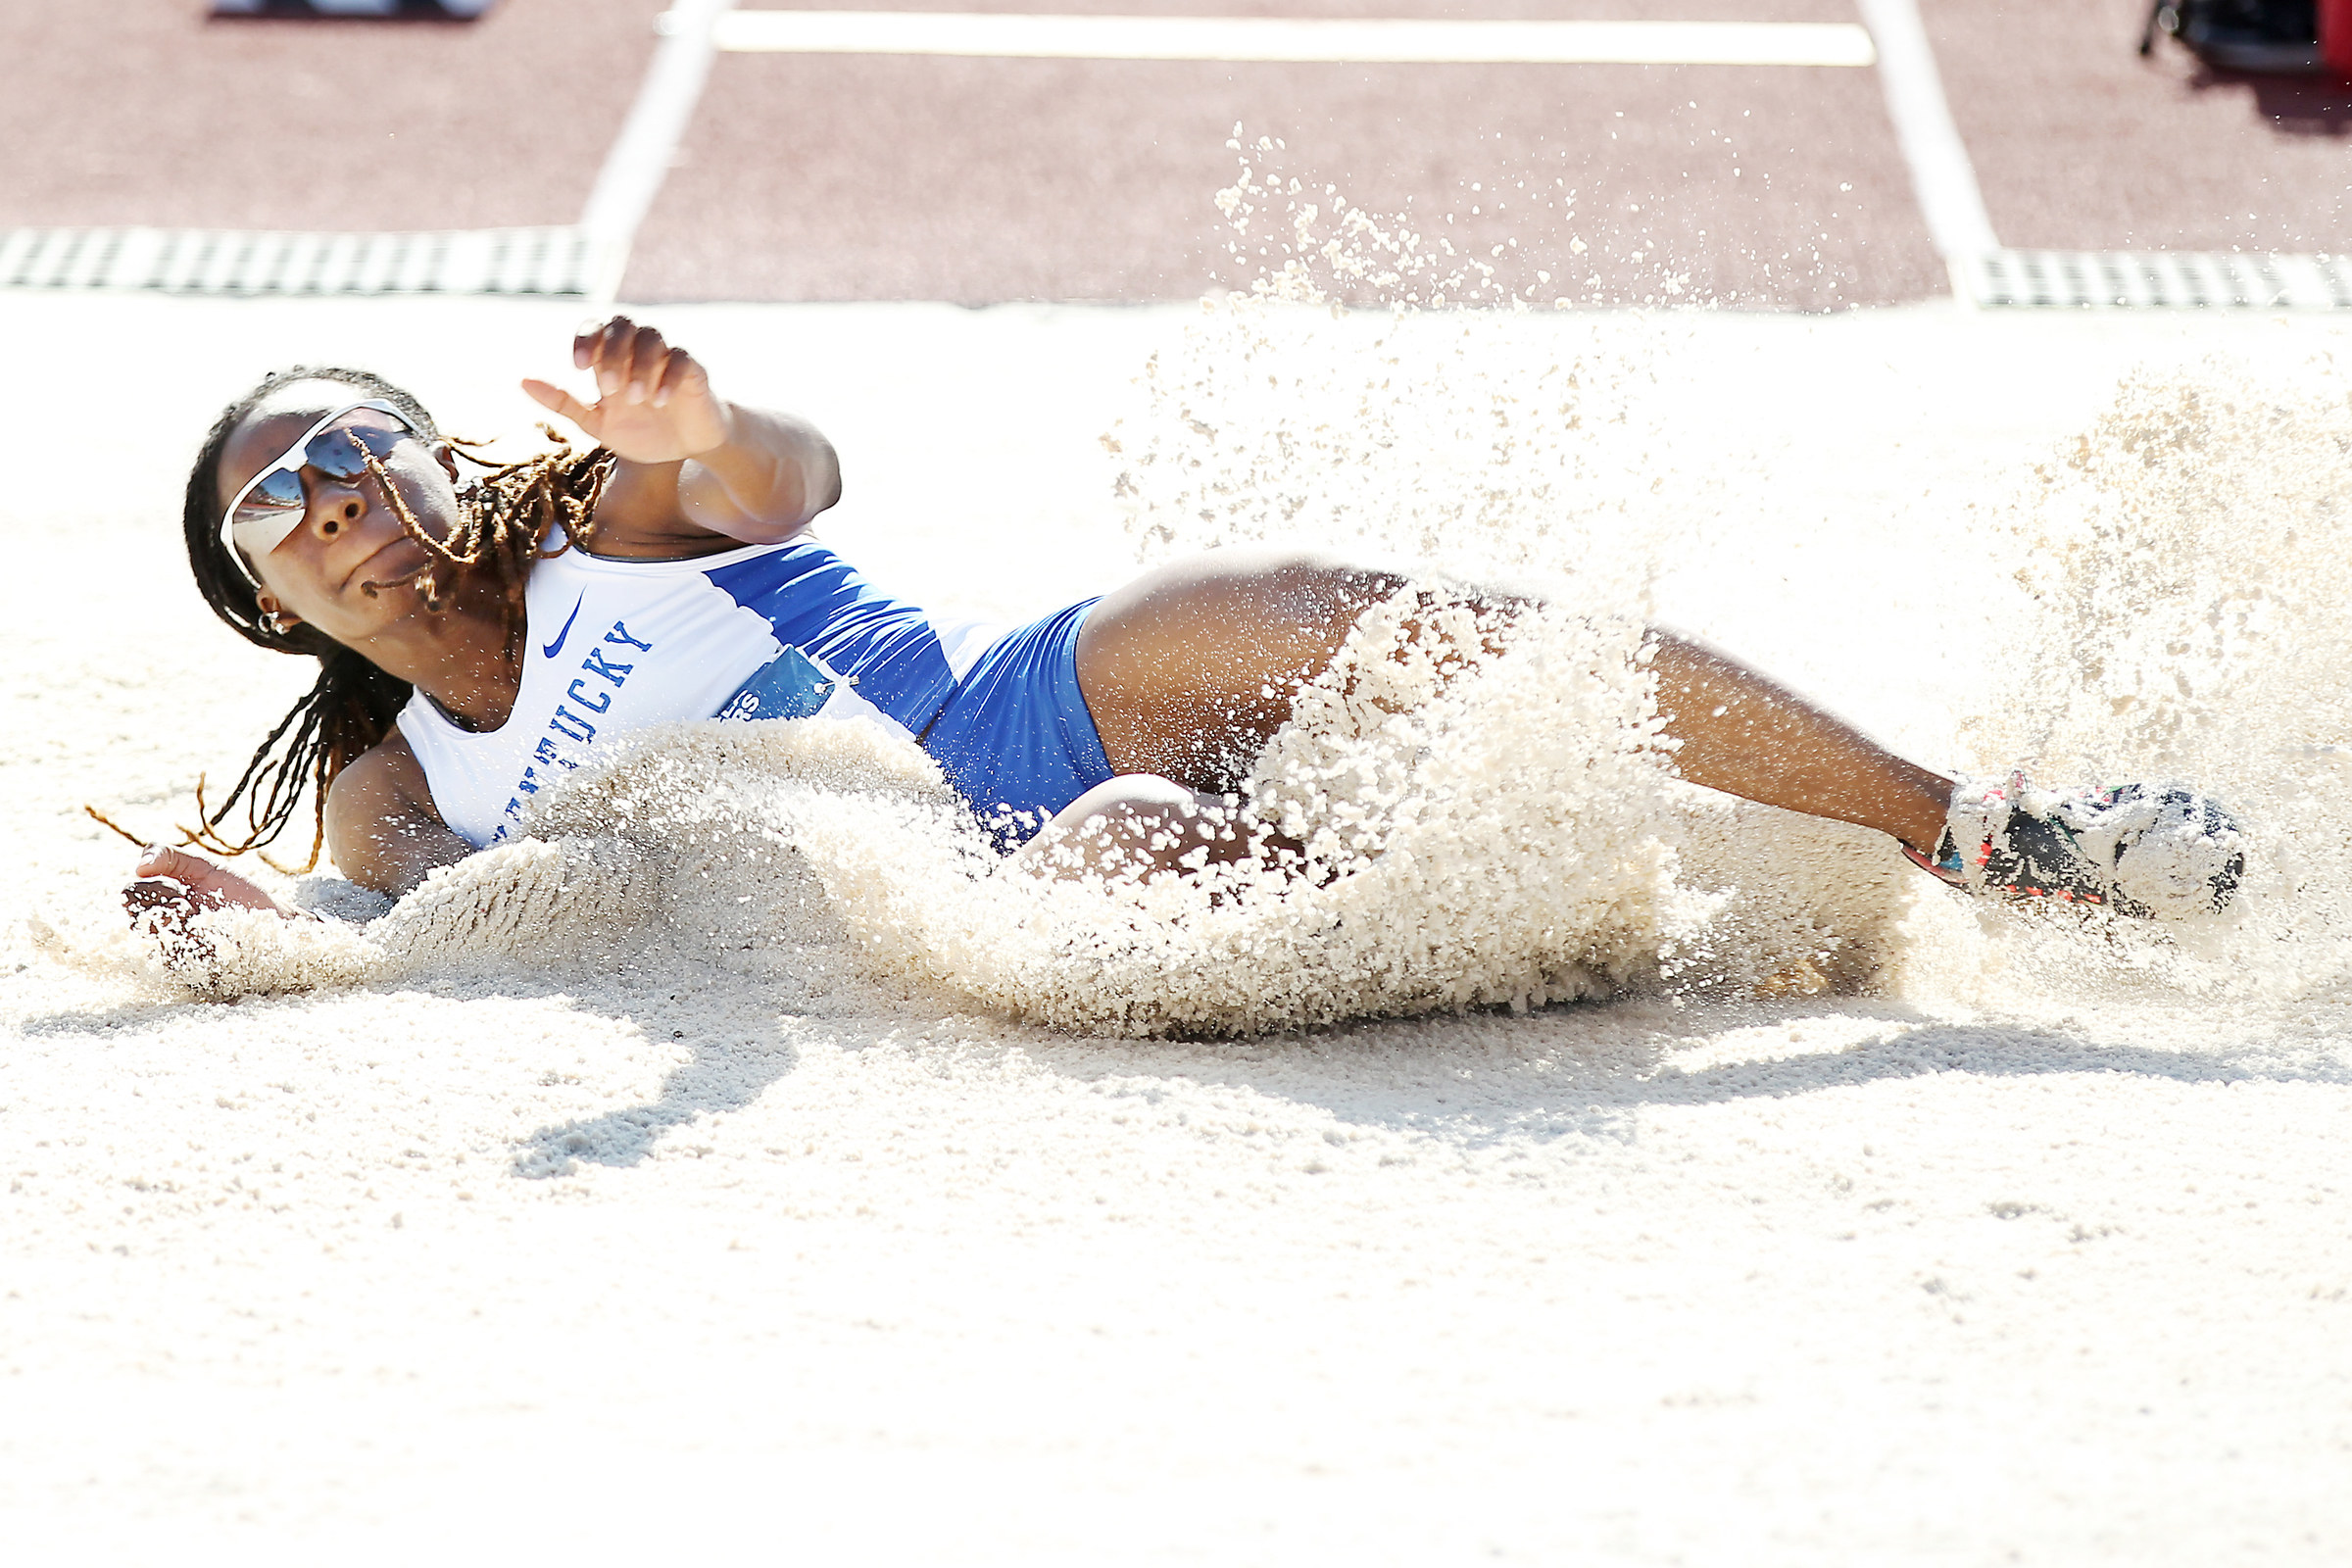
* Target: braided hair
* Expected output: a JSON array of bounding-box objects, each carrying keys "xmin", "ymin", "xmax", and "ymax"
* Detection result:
[{"xmin": 180, "ymin": 367, "xmax": 615, "ymax": 870}]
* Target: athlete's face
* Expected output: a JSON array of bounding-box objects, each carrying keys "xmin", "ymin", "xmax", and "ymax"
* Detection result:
[{"xmin": 215, "ymin": 380, "xmax": 464, "ymax": 645}]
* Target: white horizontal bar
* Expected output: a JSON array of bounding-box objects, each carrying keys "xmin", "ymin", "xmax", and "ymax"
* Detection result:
[{"xmin": 701, "ymin": 12, "xmax": 1878, "ymax": 66}]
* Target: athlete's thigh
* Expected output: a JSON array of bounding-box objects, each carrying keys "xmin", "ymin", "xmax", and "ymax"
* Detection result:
[{"xmin": 1075, "ymin": 547, "xmax": 1406, "ymax": 787}]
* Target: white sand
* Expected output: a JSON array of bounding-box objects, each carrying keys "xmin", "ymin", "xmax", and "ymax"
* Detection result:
[{"xmin": 5, "ymin": 290, "xmax": 2352, "ymax": 1562}]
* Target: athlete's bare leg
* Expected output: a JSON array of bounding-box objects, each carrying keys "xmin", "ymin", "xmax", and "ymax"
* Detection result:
[
  {"xmin": 1643, "ymin": 634, "xmax": 1951, "ymax": 850},
  {"xmin": 1067, "ymin": 547, "xmax": 1954, "ymax": 858}
]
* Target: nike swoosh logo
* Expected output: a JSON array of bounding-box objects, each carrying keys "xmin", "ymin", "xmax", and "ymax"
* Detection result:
[{"xmin": 542, "ymin": 594, "xmax": 585, "ymax": 660}]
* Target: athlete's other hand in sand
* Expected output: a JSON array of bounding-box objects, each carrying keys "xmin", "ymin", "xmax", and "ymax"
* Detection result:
[
  {"xmin": 122, "ymin": 846, "xmax": 299, "ymax": 967},
  {"xmin": 125, "ymin": 845, "xmax": 279, "ymax": 919}
]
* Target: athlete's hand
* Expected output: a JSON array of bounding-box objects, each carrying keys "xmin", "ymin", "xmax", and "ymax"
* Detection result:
[
  {"xmin": 520, "ymin": 316, "xmax": 732, "ymax": 466},
  {"xmin": 123, "ymin": 845, "xmax": 287, "ymax": 928}
]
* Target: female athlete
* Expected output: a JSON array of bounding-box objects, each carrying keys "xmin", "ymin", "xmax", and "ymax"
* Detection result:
[{"xmin": 126, "ymin": 316, "xmax": 2237, "ymax": 929}]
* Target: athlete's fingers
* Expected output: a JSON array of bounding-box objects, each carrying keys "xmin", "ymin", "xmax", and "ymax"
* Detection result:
[
  {"xmin": 651, "ymin": 346, "xmax": 703, "ymax": 408},
  {"xmin": 573, "ymin": 317, "xmax": 605, "ymax": 371},
  {"xmin": 122, "ymin": 881, "xmax": 195, "ymax": 937},
  {"xmin": 575, "ymin": 313, "xmax": 627, "ymax": 372},
  {"xmin": 625, "ymin": 325, "xmax": 670, "ymax": 405},
  {"xmin": 521, "ymin": 377, "xmax": 597, "ymax": 432},
  {"xmin": 124, "ymin": 847, "xmax": 222, "ymax": 923},
  {"xmin": 135, "ymin": 844, "xmax": 212, "ymax": 885},
  {"xmin": 123, "ymin": 872, "xmax": 191, "ymax": 912},
  {"xmin": 593, "ymin": 317, "xmax": 638, "ymax": 398}
]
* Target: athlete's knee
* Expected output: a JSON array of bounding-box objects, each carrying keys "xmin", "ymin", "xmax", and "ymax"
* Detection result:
[
  {"xmin": 1012, "ymin": 773, "xmax": 1243, "ymax": 881},
  {"xmin": 1064, "ymin": 773, "xmax": 1205, "ymax": 818}
]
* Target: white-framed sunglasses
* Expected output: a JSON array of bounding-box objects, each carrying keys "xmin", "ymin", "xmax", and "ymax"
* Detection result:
[{"xmin": 218, "ymin": 398, "xmax": 422, "ymax": 590}]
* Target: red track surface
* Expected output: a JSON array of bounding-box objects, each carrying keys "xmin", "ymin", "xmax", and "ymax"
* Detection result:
[
  {"xmin": 0, "ymin": 0, "xmax": 2346, "ymax": 302},
  {"xmin": 1928, "ymin": 0, "xmax": 2352, "ymax": 255},
  {"xmin": 627, "ymin": 1, "xmax": 1939, "ymax": 307},
  {"xmin": 0, "ymin": 0, "xmax": 653, "ymax": 230}
]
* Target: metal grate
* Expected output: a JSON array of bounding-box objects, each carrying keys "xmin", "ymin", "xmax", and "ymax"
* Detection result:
[
  {"xmin": 0, "ymin": 225, "xmax": 602, "ymax": 296},
  {"xmin": 1966, "ymin": 250, "xmax": 2352, "ymax": 311}
]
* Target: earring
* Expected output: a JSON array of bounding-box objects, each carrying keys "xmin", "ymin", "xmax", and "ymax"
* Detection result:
[{"xmin": 262, "ymin": 611, "xmax": 288, "ymax": 636}]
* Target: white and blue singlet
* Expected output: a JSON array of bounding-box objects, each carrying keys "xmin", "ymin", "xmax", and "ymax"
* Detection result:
[{"xmin": 396, "ymin": 538, "xmax": 1114, "ymax": 851}]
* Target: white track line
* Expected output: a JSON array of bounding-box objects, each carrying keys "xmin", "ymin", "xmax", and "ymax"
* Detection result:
[
  {"xmin": 1853, "ymin": 0, "xmax": 1997, "ymax": 284},
  {"xmin": 704, "ymin": 12, "xmax": 1877, "ymax": 67},
  {"xmin": 578, "ymin": 0, "xmax": 737, "ymax": 301}
]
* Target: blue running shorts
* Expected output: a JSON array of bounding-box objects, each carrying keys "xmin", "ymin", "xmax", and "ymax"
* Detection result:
[{"xmin": 920, "ymin": 598, "xmax": 1114, "ymax": 850}]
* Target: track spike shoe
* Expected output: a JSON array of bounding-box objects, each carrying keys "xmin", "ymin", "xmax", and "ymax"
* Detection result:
[{"xmin": 1900, "ymin": 773, "xmax": 2244, "ymax": 920}]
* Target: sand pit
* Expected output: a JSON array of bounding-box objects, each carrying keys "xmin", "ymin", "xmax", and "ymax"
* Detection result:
[{"xmin": 5, "ymin": 288, "xmax": 2351, "ymax": 1563}]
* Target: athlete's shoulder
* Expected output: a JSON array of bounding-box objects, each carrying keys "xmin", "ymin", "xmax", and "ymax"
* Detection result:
[
  {"xmin": 325, "ymin": 725, "xmax": 473, "ymax": 898},
  {"xmin": 328, "ymin": 726, "xmax": 438, "ymax": 831}
]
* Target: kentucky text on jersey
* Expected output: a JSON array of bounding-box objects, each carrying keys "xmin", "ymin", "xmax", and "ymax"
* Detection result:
[
  {"xmin": 495, "ymin": 619, "xmax": 656, "ymax": 842},
  {"xmin": 394, "ymin": 539, "xmax": 1004, "ymax": 851}
]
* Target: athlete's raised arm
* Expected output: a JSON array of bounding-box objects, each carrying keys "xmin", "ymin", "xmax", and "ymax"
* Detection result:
[{"xmin": 521, "ymin": 315, "xmax": 841, "ymax": 554}]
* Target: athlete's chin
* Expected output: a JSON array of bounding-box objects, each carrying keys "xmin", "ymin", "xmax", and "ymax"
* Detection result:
[{"xmin": 347, "ymin": 536, "xmax": 432, "ymax": 598}]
